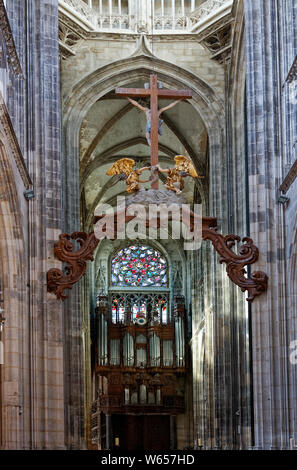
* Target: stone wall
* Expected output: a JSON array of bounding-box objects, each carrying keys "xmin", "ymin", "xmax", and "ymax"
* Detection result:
[
  {"xmin": 191, "ymin": 0, "xmax": 297, "ymax": 450},
  {"xmin": 0, "ymin": 0, "xmax": 64, "ymax": 449},
  {"xmin": 60, "ymin": 36, "xmax": 225, "ymax": 103},
  {"xmin": 1, "ymin": 0, "xmax": 296, "ymax": 450},
  {"xmin": 244, "ymin": 0, "xmax": 297, "ymax": 449}
]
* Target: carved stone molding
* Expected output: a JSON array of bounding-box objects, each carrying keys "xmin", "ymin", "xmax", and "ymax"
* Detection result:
[
  {"xmin": 191, "ymin": 0, "xmax": 232, "ymax": 25},
  {"xmin": 47, "ymin": 212, "xmax": 268, "ymax": 302},
  {"xmin": 191, "ymin": 0, "xmax": 235, "ymax": 65},
  {"xmin": 59, "ymin": 11, "xmax": 88, "ymax": 39},
  {"xmin": 59, "ymin": 22, "xmax": 84, "ymax": 59},
  {"xmin": 61, "ymin": 0, "xmax": 95, "ymax": 25},
  {"xmin": 196, "ymin": 15, "xmax": 234, "ymax": 64},
  {"xmin": 0, "ymin": 1, "xmax": 23, "ymax": 76},
  {"xmin": 59, "ymin": 0, "xmax": 234, "ymax": 42},
  {"xmin": 58, "ymin": 9, "xmax": 200, "ymax": 43},
  {"xmin": 58, "ymin": 13, "xmax": 87, "ymax": 59},
  {"xmin": 0, "ymin": 91, "xmax": 32, "ymax": 189}
]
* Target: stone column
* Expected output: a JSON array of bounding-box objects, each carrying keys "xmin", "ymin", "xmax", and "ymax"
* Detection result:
[
  {"xmin": 4, "ymin": 0, "xmax": 64, "ymax": 450},
  {"xmin": 244, "ymin": 0, "xmax": 296, "ymax": 449}
]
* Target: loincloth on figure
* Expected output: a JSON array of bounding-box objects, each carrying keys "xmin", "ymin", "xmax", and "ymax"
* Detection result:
[{"xmin": 146, "ymin": 119, "xmax": 163, "ymax": 135}]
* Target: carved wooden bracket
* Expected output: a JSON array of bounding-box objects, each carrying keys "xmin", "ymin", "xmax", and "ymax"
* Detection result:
[
  {"xmin": 47, "ymin": 232, "xmax": 99, "ymax": 301},
  {"xmin": 47, "ymin": 215, "xmax": 268, "ymax": 302},
  {"xmin": 202, "ymin": 228, "xmax": 268, "ymax": 302}
]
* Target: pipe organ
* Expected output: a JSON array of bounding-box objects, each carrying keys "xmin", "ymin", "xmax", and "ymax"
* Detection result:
[{"xmin": 91, "ymin": 293, "xmax": 187, "ymax": 449}]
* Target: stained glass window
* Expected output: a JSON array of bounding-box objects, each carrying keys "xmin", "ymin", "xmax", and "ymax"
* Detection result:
[
  {"xmin": 111, "ymin": 245, "xmax": 167, "ymax": 288},
  {"xmin": 110, "ymin": 292, "xmax": 168, "ymax": 324}
]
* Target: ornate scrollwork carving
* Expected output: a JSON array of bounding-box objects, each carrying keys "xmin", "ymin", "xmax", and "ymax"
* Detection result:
[
  {"xmin": 0, "ymin": 1, "xmax": 23, "ymax": 76},
  {"xmin": 202, "ymin": 229, "xmax": 268, "ymax": 302},
  {"xmin": 47, "ymin": 231, "xmax": 99, "ymax": 300},
  {"xmin": 47, "ymin": 215, "xmax": 268, "ymax": 302}
]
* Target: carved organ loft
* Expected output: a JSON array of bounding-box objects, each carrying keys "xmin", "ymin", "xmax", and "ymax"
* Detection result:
[{"xmin": 90, "ymin": 245, "xmax": 187, "ymax": 450}]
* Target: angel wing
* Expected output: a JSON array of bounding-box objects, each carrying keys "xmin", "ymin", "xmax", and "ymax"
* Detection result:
[
  {"xmin": 174, "ymin": 155, "xmax": 198, "ymax": 178},
  {"xmin": 106, "ymin": 158, "xmax": 135, "ymax": 177}
]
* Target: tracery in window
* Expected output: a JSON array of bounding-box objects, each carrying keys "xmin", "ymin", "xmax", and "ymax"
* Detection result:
[
  {"xmin": 111, "ymin": 292, "xmax": 168, "ymax": 324},
  {"xmin": 111, "ymin": 245, "xmax": 167, "ymax": 288}
]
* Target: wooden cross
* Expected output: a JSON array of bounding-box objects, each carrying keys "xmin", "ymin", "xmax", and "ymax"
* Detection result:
[{"xmin": 115, "ymin": 74, "xmax": 192, "ymax": 189}]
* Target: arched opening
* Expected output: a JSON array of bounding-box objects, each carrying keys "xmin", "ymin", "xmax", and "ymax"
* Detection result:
[
  {"xmin": 63, "ymin": 54, "xmax": 224, "ymax": 234},
  {"xmin": 110, "ymin": 244, "xmax": 169, "ymax": 324},
  {"xmin": 90, "ymin": 235, "xmax": 187, "ymax": 450},
  {"xmin": 110, "ymin": 244, "xmax": 168, "ymax": 288},
  {"xmin": 62, "ymin": 52, "xmax": 224, "ymax": 450}
]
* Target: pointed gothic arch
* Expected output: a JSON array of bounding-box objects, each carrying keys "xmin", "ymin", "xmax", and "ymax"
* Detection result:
[
  {"xmin": 54, "ymin": 48, "xmax": 268, "ymax": 450},
  {"xmin": 93, "ymin": 236, "xmax": 187, "ymax": 294},
  {"xmin": 62, "ymin": 54, "xmax": 226, "ymax": 235}
]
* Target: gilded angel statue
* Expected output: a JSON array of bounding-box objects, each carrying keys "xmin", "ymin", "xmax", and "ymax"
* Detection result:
[
  {"xmin": 106, "ymin": 158, "xmax": 151, "ymax": 193},
  {"xmin": 157, "ymin": 155, "xmax": 204, "ymax": 194}
]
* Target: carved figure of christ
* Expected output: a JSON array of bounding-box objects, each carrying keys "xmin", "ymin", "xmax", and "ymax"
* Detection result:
[{"xmin": 115, "ymin": 74, "xmax": 192, "ymax": 189}]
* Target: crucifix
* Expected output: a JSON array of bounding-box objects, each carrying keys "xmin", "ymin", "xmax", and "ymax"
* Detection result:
[
  {"xmin": 48, "ymin": 80, "xmax": 268, "ymax": 302},
  {"xmin": 115, "ymin": 74, "xmax": 192, "ymax": 189}
]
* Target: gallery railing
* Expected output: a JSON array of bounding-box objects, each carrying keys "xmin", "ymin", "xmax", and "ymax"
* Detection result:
[{"xmin": 59, "ymin": 0, "xmax": 231, "ymax": 33}]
